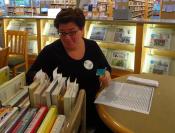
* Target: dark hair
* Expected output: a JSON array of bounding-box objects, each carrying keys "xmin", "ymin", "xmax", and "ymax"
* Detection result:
[{"xmin": 54, "ymin": 8, "xmax": 85, "ymax": 30}]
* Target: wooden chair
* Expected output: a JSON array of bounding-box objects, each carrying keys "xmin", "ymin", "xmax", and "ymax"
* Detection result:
[
  {"xmin": 5, "ymin": 30, "xmax": 28, "ymax": 76},
  {"xmin": 0, "ymin": 47, "xmax": 9, "ymax": 69},
  {"xmin": 61, "ymin": 89, "xmax": 86, "ymax": 133}
]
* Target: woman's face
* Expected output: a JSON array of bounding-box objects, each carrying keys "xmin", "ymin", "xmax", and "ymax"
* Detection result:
[{"xmin": 58, "ymin": 22, "xmax": 84, "ymax": 50}]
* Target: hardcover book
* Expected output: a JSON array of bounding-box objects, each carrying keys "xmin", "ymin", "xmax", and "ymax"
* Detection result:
[
  {"xmin": 37, "ymin": 106, "xmax": 58, "ymax": 133},
  {"xmin": 50, "ymin": 115, "xmax": 65, "ymax": 133}
]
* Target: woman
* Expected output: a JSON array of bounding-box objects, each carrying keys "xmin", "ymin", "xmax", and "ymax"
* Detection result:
[{"xmin": 26, "ymin": 8, "xmax": 112, "ymax": 132}]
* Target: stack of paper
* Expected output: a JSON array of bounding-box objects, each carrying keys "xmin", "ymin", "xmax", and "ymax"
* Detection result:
[{"xmin": 95, "ymin": 81, "xmax": 154, "ymax": 114}]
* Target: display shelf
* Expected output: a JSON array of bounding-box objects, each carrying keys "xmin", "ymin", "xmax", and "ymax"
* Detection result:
[
  {"xmin": 142, "ymin": 23, "xmax": 175, "ymax": 76},
  {"xmin": 1, "ymin": 16, "xmax": 175, "ymax": 77}
]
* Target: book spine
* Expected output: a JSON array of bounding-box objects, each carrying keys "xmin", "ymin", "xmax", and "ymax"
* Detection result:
[
  {"xmin": 0, "ymin": 107, "xmax": 19, "ymax": 131},
  {"xmin": 37, "ymin": 106, "xmax": 58, "ymax": 133},
  {"xmin": 50, "ymin": 115, "xmax": 65, "ymax": 133},
  {"xmin": 24, "ymin": 106, "xmax": 48, "ymax": 133},
  {"xmin": 4, "ymin": 107, "xmax": 28, "ymax": 133},
  {"xmin": 12, "ymin": 108, "xmax": 37, "ymax": 133}
]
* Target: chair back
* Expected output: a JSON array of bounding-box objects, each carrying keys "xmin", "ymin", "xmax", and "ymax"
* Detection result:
[
  {"xmin": 61, "ymin": 89, "xmax": 86, "ymax": 133},
  {"xmin": 5, "ymin": 30, "xmax": 28, "ymax": 75},
  {"xmin": 6, "ymin": 30, "xmax": 28, "ymax": 56},
  {"xmin": 0, "ymin": 47, "xmax": 9, "ymax": 68}
]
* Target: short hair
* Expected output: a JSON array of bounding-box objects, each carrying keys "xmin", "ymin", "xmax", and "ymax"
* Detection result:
[{"xmin": 54, "ymin": 8, "xmax": 85, "ymax": 30}]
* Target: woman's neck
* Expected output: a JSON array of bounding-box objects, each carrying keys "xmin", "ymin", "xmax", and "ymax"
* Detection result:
[{"xmin": 66, "ymin": 39, "xmax": 85, "ymax": 60}]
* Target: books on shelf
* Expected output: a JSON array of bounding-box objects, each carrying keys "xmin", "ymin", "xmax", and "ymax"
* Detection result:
[
  {"xmin": 145, "ymin": 28, "xmax": 173, "ymax": 49},
  {"xmin": 24, "ymin": 106, "xmax": 48, "ymax": 133},
  {"xmin": 88, "ymin": 24, "xmax": 108, "ymax": 41},
  {"xmin": 7, "ymin": 20, "xmax": 23, "ymax": 31},
  {"xmin": 108, "ymin": 49, "xmax": 134, "ymax": 70},
  {"xmin": 28, "ymin": 40, "xmax": 38, "ymax": 55},
  {"xmin": 37, "ymin": 106, "xmax": 58, "ymax": 133},
  {"xmin": 113, "ymin": 26, "xmax": 136, "ymax": 44},
  {"xmin": 3, "ymin": 107, "xmax": 29, "ymax": 133},
  {"xmin": 87, "ymin": 24, "xmax": 136, "ymax": 45},
  {"xmin": 43, "ymin": 21, "xmax": 58, "ymax": 36},
  {"xmin": 3, "ymin": 86, "xmax": 28, "ymax": 107},
  {"xmin": 19, "ymin": 21, "xmax": 37, "ymax": 35},
  {"xmin": 0, "ymin": 107, "xmax": 19, "ymax": 132},
  {"xmin": 12, "ymin": 108, "xmax": 37, "ymax": 133},
  {"xmin": 50, "ymin": 115, "xmax": 65, "ymax": 133},
  {"xmin": 143, "ymin": 54, "xmax": 171, "ymax": 75},
  {"xmin": 0, "ymin": 66, "xmax": 9, "ymax": 86}
]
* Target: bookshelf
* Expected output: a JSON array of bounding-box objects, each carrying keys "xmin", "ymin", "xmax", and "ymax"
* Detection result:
[
  {"xmin": 142, "ymin": 23, "xmax": 175, "ymax": 76},
  {"xmin": 160, "ymin": 0, "xmax": 175, "ymax": 19}
]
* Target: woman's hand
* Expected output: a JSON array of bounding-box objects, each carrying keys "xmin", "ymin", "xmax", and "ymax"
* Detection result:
[{"xmin": 99, "ymin": 70, "xmax": 111, "ymax": 88}]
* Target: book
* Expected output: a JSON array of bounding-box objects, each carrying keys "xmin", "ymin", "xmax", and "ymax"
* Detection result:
[
  {"xmin": 45, "ymin": 74, "xmax": 62, "ymax": 107},
  {"xmin": 28, "ymin": 80, "xmax": 40, "ymax": 107},
  {"xmin": 24, "ymin": 106, "xmax": 48, "ymax": 133},
  {"xmin": 2, "ymin": 87, "xmax": 28, "ymax": 106},
  {"xmin": 51, "ymin": 77, "xmax": 66, "ymax": 111},
  {"xmin": 109, "ymin": 50, "xmax": 134, "ymax": 70},
  {"xmin": 50, "ymin": 115, "xmax": 65, "ymax": 133},
  {"xmin": 37, "ymin": 106, "xmax": 58, "ymax": 133},
  {"xmin": 0, "ymin": 66, "xmax": 9, "ymax": 86},
  {"xmin": 12, "ymin": 108, "xmax": 37, "ymax": 133},
  {"xmin": 7, "ymin": 20, "xmax": 23, "ymax": 31},
  {"xmin": 0, "ymin": 107, "xmax": 19, "ymax": 132},
  {"xmin": 3, "ymin": 107, "xmax": 28, "ymax": 133},
  {"xmin": 143, "ymin": 54, "xmax": 171, "ymax": 75},
  {"xmin": 28, "ymin": 40, "xmax": 38, "ymax": 55},
  {"xmin": 88, "ymin": 24, "xmax": 108, "ymax": 41},
  {"xmin": 113, "ymin": 26, "xmax": 136, "ymax": 45},
  {"xmin": 145, "ymin": 28, "xmax": 172, "ymax": 49},
  {"xmin": 33, "ymin": 80, "xmax": 49, "ymax": 107},
  {"xmin": 43, "ymin": 21, "xmax": 58, "ymax": 36},
  {"xmin": 0, "ymin": 72, "xmax": 26, "ymax": 104}
]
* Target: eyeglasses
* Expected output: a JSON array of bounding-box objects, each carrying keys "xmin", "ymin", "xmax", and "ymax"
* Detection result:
[{"xmin": 58, "ymin": 30, "xmax": 79, "ymax": 37}]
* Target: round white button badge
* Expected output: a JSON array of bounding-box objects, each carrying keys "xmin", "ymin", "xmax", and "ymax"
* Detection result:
[{"xmin": 84, "ymin": 60, "xmax": 93, "ymax": 70}]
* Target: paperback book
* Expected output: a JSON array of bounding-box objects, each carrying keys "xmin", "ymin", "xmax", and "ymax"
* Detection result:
[
  {"xmin": 145, "ymin": 28, "xmax": 173, "ymax": 49},
  {"xmin": 113, "ymin": 26, "xmax": 136, "ymax": 45},
  {"xmin": 143, "ymin": 54, "xmax": 171, "ymax": 75},
  {"xmin": 109, "ymin": 50, "xmax": 134, "ymax": 70},
  {"xmin": 88, "ymin": 24, "xmax": 108, "ymax": 41}
]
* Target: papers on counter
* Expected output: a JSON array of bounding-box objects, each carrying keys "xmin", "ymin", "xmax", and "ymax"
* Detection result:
[
  {"xmin": 127, "ymin": 76, "xmax": 159, "ymax": 87},
  {"xmin": 95, "ymin": 81, "xmax": 154, "ymax": 114}
]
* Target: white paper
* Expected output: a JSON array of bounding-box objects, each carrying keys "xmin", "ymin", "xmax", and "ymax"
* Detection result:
[{"xmin": 95, "ymin": 81, "xmax": 154, "ymax": 114}]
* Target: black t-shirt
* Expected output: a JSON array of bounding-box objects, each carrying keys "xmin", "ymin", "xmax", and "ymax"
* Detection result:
[{"xmin": 26, "ymin": 38, "xmax": 111, "ymax": 93}]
